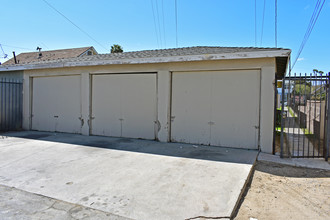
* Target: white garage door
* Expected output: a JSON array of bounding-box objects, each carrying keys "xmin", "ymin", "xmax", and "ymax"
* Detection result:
[
  {"xmin": 32, "ymin": 75, "xmax": 82, "ymax": 133},
  {"xmin": 91, "ymin": 73, "xmax": 157, "ymax": 140},
  {"xmin": 171, "ymin": 70, "xmax": 260, "ymax": 149}
]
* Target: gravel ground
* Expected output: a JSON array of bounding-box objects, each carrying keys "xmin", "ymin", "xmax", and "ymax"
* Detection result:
[{"xmin": 234, "ymin": 161, "xmax": 330, "ymax": 220}]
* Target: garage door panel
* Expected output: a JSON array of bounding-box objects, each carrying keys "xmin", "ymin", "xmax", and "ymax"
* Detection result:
[
  {"xmin": 171, "ymin": 70, "xmax": 260, "ymax": 149},
  {"xmin": 210, "ymin": 71, "xmax": 259, "ymax": 148},
  {"xmin": 171, "ymin": 72, "xmax": 211, "ymax": 145},
  {"xmin": 120, "ymin": 75, "xmax": 156, "ymax": 139},
  {"xmin": 92, "ymin": 74, "xmax": 156, "ymax": 140},
  {"xmin": 91, "ymin": 76, "xmax": 122, "ymax": 137},
  {"xmin": 32, "ymin": 75, "xmax": 81, "ymax": 133}
]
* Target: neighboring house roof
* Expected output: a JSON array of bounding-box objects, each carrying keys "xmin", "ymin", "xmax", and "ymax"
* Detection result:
[
  {"xmin": 0, "ymin": 46, "xmax": 291, "ymax": 76},
  {"xmin": 2, "ymin": 46, "xmax": 97, "ymax": 65}
]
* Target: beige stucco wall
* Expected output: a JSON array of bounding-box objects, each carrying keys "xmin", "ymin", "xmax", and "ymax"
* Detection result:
[
  {"xmin": 259, "ymin": 66, "xmax": 276, "ymax": 153},
  {"xmin": 22, "ymin": 57, "xmax": 276, "ymax": 153}
]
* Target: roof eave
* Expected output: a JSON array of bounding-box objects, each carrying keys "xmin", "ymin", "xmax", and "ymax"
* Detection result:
[{"xmin": 0, "ymin": 49, "xmax": 291, "ymax": 72}]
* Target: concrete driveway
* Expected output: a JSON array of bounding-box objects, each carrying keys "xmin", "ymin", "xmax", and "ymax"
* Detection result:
[{"xmin": 0, "ymin": 131, "xmax": 257, "ymax": 220}]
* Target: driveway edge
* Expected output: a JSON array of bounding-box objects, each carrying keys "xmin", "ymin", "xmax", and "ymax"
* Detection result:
[{"xmin": 230, "ymin": 151, "xmax": 259, "ymax": 219}]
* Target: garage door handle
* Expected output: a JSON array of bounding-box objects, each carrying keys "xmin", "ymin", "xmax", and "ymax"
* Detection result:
[
  {"xmin": 54, "ymin": 116, "xmax": 59, "ymax": 118},
  {"xmin": 79, "ymin": 117, "xmax": 84, "ymax": 127},
  {"xmin": 171, "ymin": 116, "xmax": 175, "ymax": 122},
  {"xmin": 154, "ymin": 120, "xmax": 161, "ymax": 131}
]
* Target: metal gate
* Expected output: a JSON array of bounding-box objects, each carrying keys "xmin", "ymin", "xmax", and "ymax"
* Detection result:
[
  {"xmin": 0, "ymin": 78, "xmax": 23, "ymax": 132},
  {"xmin": 277, "ymin": 72, "xmax": 329, "ymax": 160}
]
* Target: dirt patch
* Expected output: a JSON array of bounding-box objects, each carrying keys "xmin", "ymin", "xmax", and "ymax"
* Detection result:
[
  {"xmin": 274, "ymin": 133, "xmax": 281, "ymax": 154},
  {"xmin": 274, "ymin": 132, "xmax": 290, "ymax": 156},
  {"xmin": 234, "ymin": 161, "xmax": 330, "ymax": 220}
]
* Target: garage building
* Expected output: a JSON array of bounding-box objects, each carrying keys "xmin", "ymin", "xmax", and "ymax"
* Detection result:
[{"xmin": 0, "ymin": 46, "xmax": 291, "ymax": 153}]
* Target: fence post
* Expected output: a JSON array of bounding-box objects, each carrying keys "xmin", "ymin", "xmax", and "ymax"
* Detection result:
[
  {"xmin": 326, "ymin": 73, "xmax": 330, "ymax": 161},
  {"xmin": 273, "ymin": 77, "xmax": 278, "ymax": 154},
  {"xmin": 280, "ymin": 77, "xmax": 285, "ymax": 158}
]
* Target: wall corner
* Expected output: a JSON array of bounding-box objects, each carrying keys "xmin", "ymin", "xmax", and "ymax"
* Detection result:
[{"xmin": 260, "ymin": 66, "xmax": 276, "ymax": 154}]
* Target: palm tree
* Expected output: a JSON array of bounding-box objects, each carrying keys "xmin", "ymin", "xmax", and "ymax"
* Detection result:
[{"xmin": 111, "ymin": 44, "xmax": 123, "ymax": 53}]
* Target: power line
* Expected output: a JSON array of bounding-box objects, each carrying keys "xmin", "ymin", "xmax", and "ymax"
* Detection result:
[
  {"xmin": 300, "ymin": 0, "xmax": 321, "ymax": 50},
  {"xmin": 175, "ymin": 0, "xmax": 178, "ymax": 47},
  {"xmin": 42, "ymin": 0, "xmax": 108, "ymax": 51},
  {"xmin": 161, "ymin": 0, "xmax": 166, "ymax": 48},
  {"xmin": 150, "ymin": 0, "xmax": 160, "ymax": 48},
  {"xmin": 275, "ymin": 0, "xmax": 277, "ymax": 47},
  {"xmin": 0, "ymin": 44, "xmax": 34, "ymax": 51},
  {"xmin": 155, "ymin": 0, "xmax": 163, "ymax": 48},
  {"xmin": 254, "ymin": 0, "xmax": 257, "ymax": 46},
  {"xmin": 292, "ymin": 0, "xmax": 325, "ymax": 69},
  {"xmin": 292, "ymin": 0, "xmax": 324, "ymax": 68},
  {"xmin": 260, "ymin": 0, "xmax": 266, "ymax": 46},
  {"xmin": 40, "ymin": 42, "xmax": 50, "ymax": 50}
]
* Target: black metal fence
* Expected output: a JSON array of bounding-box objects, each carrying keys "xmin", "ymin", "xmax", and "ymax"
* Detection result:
[
  {"xmin": 0, "ymin": 78, "xmax": 23, "ymax": 132},
  {"xmin": 277, "ymin": 72, "xmax": 329, "ymax": 160}
]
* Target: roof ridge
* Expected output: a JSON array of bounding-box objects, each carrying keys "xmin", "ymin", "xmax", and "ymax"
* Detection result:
[
  {"xmin": 96, "ymin": 46, "xmax": 285, "ymax": 56},
  {"xmin": 1, "ymin": 46, "xmax": 290, "ymax": 67}
]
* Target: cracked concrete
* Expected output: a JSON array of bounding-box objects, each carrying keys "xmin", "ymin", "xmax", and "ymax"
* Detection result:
[
  {"xmin": 185, "ymin": 216, "xmax": 230, "ymax": 220},
  {"xmin": 0, "ymin": 184, "xmax": 129, "ymax": 220},
  {"xmin": 0, "ymin": 131, "xmax": 258, "ymax": 219}
]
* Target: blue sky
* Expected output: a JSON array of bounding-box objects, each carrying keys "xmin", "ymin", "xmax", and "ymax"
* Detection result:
[{"xmin": 1, "ymin": 0, "xmax": 329, "ymax": 74}]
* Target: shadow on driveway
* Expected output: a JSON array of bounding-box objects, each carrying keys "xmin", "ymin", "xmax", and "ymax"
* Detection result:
[
  {"xmin": 0, "ymin": 131, "xmax": 259, "ymax": 219},
  {"xmin": 1, "ymin": 131, "xmax": 257, "ymax": 165}
]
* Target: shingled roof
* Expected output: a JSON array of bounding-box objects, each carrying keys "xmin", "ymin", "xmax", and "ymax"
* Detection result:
[
  {"xmin": 0, "ymin": 46, "xmax": 291, "ymax": 76},
  {"xmin": 2, "ymin": 46, "xmax": 97, "ymax": 65}
]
